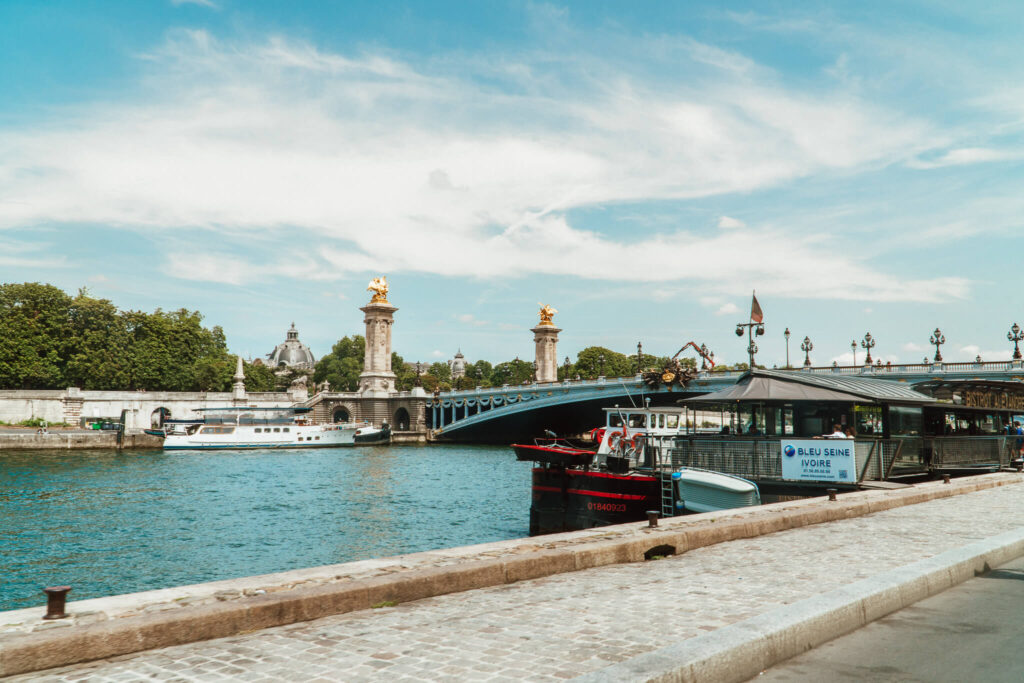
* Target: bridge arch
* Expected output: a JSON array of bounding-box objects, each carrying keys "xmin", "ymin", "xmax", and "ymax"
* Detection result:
[
  {"xmin": 332, "ymin": 407, "xmax": 351, "ymax": 423},
  {"xmin": 393, "ymin": 407, "xmax": 410, "ymax": 431}
]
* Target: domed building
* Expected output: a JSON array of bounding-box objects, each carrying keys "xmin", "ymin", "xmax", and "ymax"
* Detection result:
[
  {"xmin": 268, "ymin": 323, "xmax": 316, "ymax": 371},
  {"xmin": 448, "ymin": 349, "xmax": 467, "ymax": 379}
]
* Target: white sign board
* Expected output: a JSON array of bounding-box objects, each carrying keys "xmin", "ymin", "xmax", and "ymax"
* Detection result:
[{"xmin": 780, "ymin": 439, "xmax": 857, "ymax": 483}]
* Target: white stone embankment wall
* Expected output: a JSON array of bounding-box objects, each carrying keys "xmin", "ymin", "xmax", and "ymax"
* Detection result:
[{"xmin": 0, "ymin": 389, "xmax": 299, "ymax": 430}]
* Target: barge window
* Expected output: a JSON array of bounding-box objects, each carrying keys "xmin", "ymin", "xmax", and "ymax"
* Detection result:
[
  {"xmin": 628, "ymin": 414, "xmax": 646, "ymax": 428},
  {"xmin": 273, "ymin": 427, "xmax": 280, "ymax": 433},
  {"xmin": 889, "ymin": 406, "xmax": 922, "ymax": 436},
  {"xmin": 666, "ymin": 414, "xmax": 678, "ymax": 429},
  {"xmin": 254, "ymin": 428, "xmax": 262, "ymax": 433},
  {"xmin": 609, "ymin": 415, "xmax": 623, "ymax": 428},
  {"xmin": 283, "ymin": 427, "xmax": 290, "ymax": 433}
]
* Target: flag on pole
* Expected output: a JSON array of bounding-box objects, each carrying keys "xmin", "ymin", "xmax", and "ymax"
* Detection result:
[{"xmin": 750, "ymin": 292, "xmax": 763, "ymax": 323}]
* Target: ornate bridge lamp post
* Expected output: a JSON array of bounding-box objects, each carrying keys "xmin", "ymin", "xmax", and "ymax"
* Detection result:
[
  {"xmin": 700, "ymin": 343, "xmax": 714, "ymax": 371},
  {"xmin": 801, "ymin": 336, "xmax": 813, "ymax": 367},
  {"xmin": 736, "ymin": 321, "xmax": 765, "ymax": 368},
  {"xmin": 636, "ymin": 341, "xmax": 643, "ymax": 374},
  {"xmin": 930, "ymin": 328, "xmax": 945, "ymax": 362},
  {"xmin": 414, "ymin": 361, "xmax": 424, "ymax": 387},
  {"xmin": 598, "ymin": 353, "xmax": 605, "ymax": 377},
  {"xmin": 531, "ymin": 361, "xmax": 538, "ymax": 383},
  {"xmin": 851, "ymin": 340, "xmax": 857, "ymax": 366},
  {"xmin": 563, "ymin": 356, "xmax": 571, "ymax": 381},
  {"xmin": 784, "ymin": 328, "xmax": 791, "ymax": 368},
  {"xmin": 1009, "ymin": 323, "xmax": 1024, "ymax": 360},
  {"xmin": 860, "ymin": 333, "xmax": 876, "ymax": 365}
]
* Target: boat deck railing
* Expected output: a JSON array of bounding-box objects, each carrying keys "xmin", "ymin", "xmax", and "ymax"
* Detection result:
[{"xmin": 641, "ymin": 435, "xmax": 1017, "ymax": 484}]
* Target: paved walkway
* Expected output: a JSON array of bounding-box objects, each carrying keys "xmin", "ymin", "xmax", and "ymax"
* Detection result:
[
  {"xmin": 758, "ymin": 554, "xmax": 1024, "ymax": 682},
  {"xmin": 17, "ymin": 482, "xmax": 1024, "ymax": 682}
]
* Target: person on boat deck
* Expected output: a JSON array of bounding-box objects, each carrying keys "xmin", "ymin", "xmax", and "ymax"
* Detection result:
[
  {"xmin": 844, "ymin": 427, "xmax": 855, "ymax": 438},
  {"xmin": 825, "ymin": 424, "xmax": 848, "ymax": 439}
]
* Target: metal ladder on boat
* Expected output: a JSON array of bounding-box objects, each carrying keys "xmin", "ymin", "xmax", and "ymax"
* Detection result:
[{"xmin": 659, "ymin": 471, "xmax": 676, "ymax": 518}]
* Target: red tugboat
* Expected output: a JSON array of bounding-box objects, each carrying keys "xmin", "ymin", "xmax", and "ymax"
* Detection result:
[{"xmin": 516, "ymin": 407, "xmax": 683, "ymax": 535}]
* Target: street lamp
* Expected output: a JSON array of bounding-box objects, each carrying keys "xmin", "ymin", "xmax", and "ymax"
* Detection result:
[
  {"xmin": 598, "ymin": 353, "xmax": 605, "ymax": 377},
  {"xmin": 784, "ymin": 328, "xmax": 791, "ymax": 368},
  {"xmin": 414, "ymin": 361, "xmax": 424, "ymax": 387},
  {"xmin": 801, "ymin": 336, "xmax": 813, "ymax": 367},
  {"xmin": 563, "ymin": 356, "xmax": 571, "ymax": 380},
  {"xmin": 930, "ymin": 327, "xmax": 945, "ymax": 362},
  {"xmin": 700, "ymin": 343, "xmax": 714, "ymax": 370},
  {"xmin": 736, "ymin": 320, "xmax": 765, "ymax": 368},
  {"xmin": 861, "ymin": 333, "xmax": 875, "ymax": 365},
  {"xmin": 851, "ymin": 340, "xmax": 857, "ymax": 366},
  {"xmin": 531, "ymin": 360, "xmax": 537, "ymax": 383},
  {"xmin": 636, "ymin": 341, "xmax": 643, "ymax": 374},
  {"xmin": 1009, "ymin": 323, "xmax": 1023, "ymax": 360}
]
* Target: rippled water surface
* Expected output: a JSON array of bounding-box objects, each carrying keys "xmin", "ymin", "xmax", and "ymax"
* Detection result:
[{"xmin": 0, "ymin": 444, "xmax": 529, "ymax": 612}]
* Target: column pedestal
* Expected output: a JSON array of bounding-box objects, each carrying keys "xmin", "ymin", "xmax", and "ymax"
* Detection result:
[
  {"xmin": 359, "ymin": 302, "xmax": 398, "ymax": 397},
  {"xmin": 532, "ymin": 324, "xmax": 561, "ymax": 383}
]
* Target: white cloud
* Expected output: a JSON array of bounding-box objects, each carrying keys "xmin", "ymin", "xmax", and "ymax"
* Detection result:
[
  {"xmin": 0, "ymin": 30, "xmax": 969, "ymax": 302},
  {"xmin": 170, "ymin": 0, "xmax": 217, "ymax": 8},
  {"xmin": 908, "ymin": 147, "xmax": 1017, "ymax": 170},
  {"xmin": 430, "ymin": 349, "xmax": 444, "ymax": 358},
  {"xmin": 87, "ymin": 274, "xmax": 108, "ymax": 283},
  {"xmin": 456, "ymin": 313, "xmax": 488, "ymax": 326},
  {"xmin": 902, "ymin": 342, "xmax": 925, "ymax": 352},
  {"xmin": 717, "ymin": 216, "xmax": 745, "ymax": 229},
  {"xmin": 715, "ymin": 302, "xmax": 739, "ymax": 316}
]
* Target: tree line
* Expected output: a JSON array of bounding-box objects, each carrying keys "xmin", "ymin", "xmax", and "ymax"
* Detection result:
[
  {"xmin": 0, "ymin": 283, "xmax": 278, "ymax": 391},
  {"xmin": 2, "ymin": 282, "xmax": 747, "ymax": 393},
  {"xmin": 313, "ymin": 337, "xmax": 706, "ymax": 392}
]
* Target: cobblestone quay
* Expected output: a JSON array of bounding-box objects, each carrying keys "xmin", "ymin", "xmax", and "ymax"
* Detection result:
[{"xmin": 11, "ymin": 475, "xmax": 1024, "ymax": 682}]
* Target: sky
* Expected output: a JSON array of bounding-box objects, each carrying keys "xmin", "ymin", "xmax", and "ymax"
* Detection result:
[{"xmin": 2, "ymin": 0, "xmax": 1024, "ymax": 368}]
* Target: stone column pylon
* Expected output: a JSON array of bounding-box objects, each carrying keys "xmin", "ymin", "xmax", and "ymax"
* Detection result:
[
  {"xmin": 532, "ymin": 303, "xmax": 561, "ymax": 383},
  {"xmin": 232, "ymin": 355, "xmax": 247, "ymax": 404},
  {"xmin": 359, "ymin": 279, "xmax": 398, "ymax": 397}
]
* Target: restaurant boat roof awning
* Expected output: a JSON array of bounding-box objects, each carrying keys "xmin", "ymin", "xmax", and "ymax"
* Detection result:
[{"xmin": 682, "ymin": 369, "xmax": 933, "ymax": 405}]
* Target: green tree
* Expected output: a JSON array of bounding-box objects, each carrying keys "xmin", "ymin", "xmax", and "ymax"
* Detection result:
[
  {"xmin": 243, "ymin": 361, "xmax": 278, "ymax": 392},
  {"xmin": 574, "ymin": 346, "xmax": 631, "ymax": 379},
  {"xmin": 64, "ymin": 290, "xmax": 131, "ymax": 389},
  {"xmin": 0, "ymin": 282, "xmax": 72, "ymax": 388},
  {"xmin": 312, "ymin": 335, "xmax": 365, "ymax": 391},
  {"xmin": 392, "ymin": 352, "xmax": 418, "ymax": 391},
  {"xmin": 427, "ymin": 361, "xmax": 451, "ymax": 384},
  {"xmin": 490, "ymin": 358, "xmax": 533, "ymax": 385}
]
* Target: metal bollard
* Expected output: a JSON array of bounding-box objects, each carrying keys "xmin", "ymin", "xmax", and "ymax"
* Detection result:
[
  {"xmin": 943, "ymin": 474, "xmax": 951, "ymax": 484},
  {"xmin": 646, "ymin": 510, "xmax": 660, "ymax": 528},
  {"xmin": 827, "ymin": 488, "xmax": 837, "ymax": 502},
  {"xmin": 43, "ymin": 586, "xmax": 71, "ymax": 620}
]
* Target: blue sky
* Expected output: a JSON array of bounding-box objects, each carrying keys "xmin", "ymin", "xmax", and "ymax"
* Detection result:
[{"xmin": 2, "ymin": 1, "xmax": 1024, "ymax": 368}]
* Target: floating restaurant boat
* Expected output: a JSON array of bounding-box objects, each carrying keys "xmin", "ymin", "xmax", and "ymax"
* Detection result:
[
  {"xmin": 158, "ymin": 407, "xmax": 391, "ymax": 450},
  {"xmin": 519, "ymin": 370, "xmax": 1024, "ymax": 535}
]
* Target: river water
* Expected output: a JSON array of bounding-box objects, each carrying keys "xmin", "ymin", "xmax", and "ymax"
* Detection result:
[{"xmin": 0, "ymin": 444, "xmax": 530, "ymax": 612}]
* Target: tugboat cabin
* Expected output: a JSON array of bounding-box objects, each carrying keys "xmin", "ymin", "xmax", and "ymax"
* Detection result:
[{"xmin": 669, "ymin": 369, "xmax": 1021, "ymax": 493}]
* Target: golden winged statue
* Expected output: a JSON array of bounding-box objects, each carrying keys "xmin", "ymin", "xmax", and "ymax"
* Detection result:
[
  {"xmin": 367, "ymin": 276, "xmax": 389, "ymax": 303},
  {"xmin": 538, "ymin": 303, "xmax": 557, "ymax": 325}
]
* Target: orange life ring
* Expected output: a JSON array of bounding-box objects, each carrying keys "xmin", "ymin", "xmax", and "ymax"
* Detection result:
[
  {"xmin": 630, "ymin": 433, "xmax": 645, "ymax": 451},
  {"xmin": 591, "ymin": 427, "xmax": 606, "ymax": 444},
  {"xmin": 608, "ymin": 430, "xmax": 628, "ymax": 454}
]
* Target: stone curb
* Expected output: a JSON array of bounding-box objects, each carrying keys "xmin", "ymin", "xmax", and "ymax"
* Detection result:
[
  {"xmin": 573, "ymin": 527, "xmax": 1024, "ymax": 683},
  {"xmin": 1, "ymin": 473, "xmax": 1020, "ymax": 677}
]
